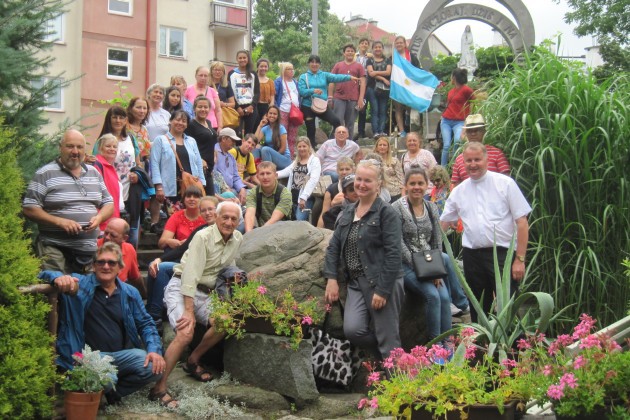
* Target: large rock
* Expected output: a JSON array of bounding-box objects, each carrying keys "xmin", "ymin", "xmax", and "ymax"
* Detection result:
[{"xmin": 224, "ymin": 333, "xmax": 319, "ymax": 406}]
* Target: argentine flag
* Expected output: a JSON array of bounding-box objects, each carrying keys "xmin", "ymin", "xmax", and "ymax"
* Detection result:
[{"xmin": 390, "ymin": 50, "xmax": 439, "ymax": 112}]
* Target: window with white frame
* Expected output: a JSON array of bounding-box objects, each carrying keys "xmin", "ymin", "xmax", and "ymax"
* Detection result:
[
  {"xmin": 159, "ymin": 26, "xmax": 186, "ymax": 58},
  {"xmin": 44, "ymin": 13, "xmax": 64, "ymax": 43},
  {"xmin": 31, "ymin": 78, "xmax": 64, "ymax": 111},
  {"xmin": 108, "ymin": 0, "xmax": 132, "ymax": 15},
  {"xmin": 107, "ymin": 48, "xmax": 132, "ymax": 80},
  {"xmin": 215, "ymin": 0, "xmax": 246, "ymax": 6}
]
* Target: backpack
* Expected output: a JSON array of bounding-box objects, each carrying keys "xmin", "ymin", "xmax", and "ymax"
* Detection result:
[{"xmin": 255, "ymin": 183, "xmax": 293, "ymax": 221}]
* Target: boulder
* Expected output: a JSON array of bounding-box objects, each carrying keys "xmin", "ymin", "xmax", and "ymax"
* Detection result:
[
  {"xmin": 208, "ymin": 383, "xmax": 290, "ymax": 412},
  {"xmin": 224, "ymin": 333, "xmax": 319, "ymax": 406}
]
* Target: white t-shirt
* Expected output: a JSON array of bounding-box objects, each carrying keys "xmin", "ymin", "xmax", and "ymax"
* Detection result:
[
  {"xmin": 279, "ymin": 79, "xmax": 299, "ymax": 113},
  {"xmin": 115, "ymin": 136, "xmax": 137, "ymax": 201},
  {"xmin": 440, "ymin": 171, "xmax": 531, "ymax": 249}
]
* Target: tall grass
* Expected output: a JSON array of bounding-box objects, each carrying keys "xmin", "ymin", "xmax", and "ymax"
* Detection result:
[{"xmin": 481, "ymin": 47, "xmax": 630, "ymax": 328}]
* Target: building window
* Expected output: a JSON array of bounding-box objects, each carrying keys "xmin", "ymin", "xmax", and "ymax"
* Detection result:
[
  {"xmin": 32, "ymin": 78, "xmax": 64, "ymax": 111},
  {"xmin": 159, "ymin": 27, "xmax": 186, "ymax": 58},
  {"xmin": 215, "ymin": 0, "xmax": 247, "ymax": 6},
  {"xmin": 107, "ymin": 48, "xmax": 132, "ymax": 80},
  {"xmin": 108, "ymin": 0, "xmax": 132, "ymax": 15},
  {"xmin": 44, "ymin": 13, "xmax": 64, "ymax": 43}
]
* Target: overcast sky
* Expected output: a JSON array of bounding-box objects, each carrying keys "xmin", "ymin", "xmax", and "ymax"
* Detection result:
[{"xmin": 328, "ymin": 0, "xmax": 593, "ymax": 57}]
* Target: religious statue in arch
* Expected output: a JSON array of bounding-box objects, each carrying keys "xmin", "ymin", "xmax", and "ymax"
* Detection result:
[{"xmin": 458, "ymin": 25, "xmax": 478, "ymax": 80}]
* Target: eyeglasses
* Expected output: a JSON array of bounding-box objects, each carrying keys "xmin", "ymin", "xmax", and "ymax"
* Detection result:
[
  {"xmin": 94, "ymin": 259, "xmax": 118, "ymax": 267},
  {"xmin": 74, "ymin": 177, "xmax": 87, "ymax": 196}
]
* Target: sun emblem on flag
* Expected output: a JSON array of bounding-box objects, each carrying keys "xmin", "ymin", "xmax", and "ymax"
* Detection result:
[{"xmin": 404, "ymin": 78, "xmax": 411, "ymax": 86}]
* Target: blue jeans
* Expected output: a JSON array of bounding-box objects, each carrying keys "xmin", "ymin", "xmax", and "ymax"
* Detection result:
[
  {"xmin": 403, "ymin": 263, "xmax": 451, "ymax": 340},
  {"xmin": 259, "ymin": 146, "xmax": 292, "ymax": 170},
  {"xmin": 103, "ymin": 348, "xmax": 161, "ymax": 397},
  {"xmin": 146, "ymin": 261, "xmax": 176, "ymax": 320},
  {"xmin": 442, "ymin": 252, "xmax": 469, "ymax": 311},
  {"xmin": 440, "ymin": 118, "xmax": 465, "ymax": 165},
  {"xmin": 323, "ymin": 170, "xmax": 339, "ymax": 183},
  {"xmin": 294, "ymin": 197, "xmax": 314, "ymax": 221},
  {"xmin": 366, "ymin": 87, "xmax": 388, "ymax": 134}
]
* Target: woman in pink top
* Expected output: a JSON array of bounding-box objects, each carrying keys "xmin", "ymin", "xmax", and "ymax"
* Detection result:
[
  {"xmin": 184, "ymin": 66, "xmax": 223, "ymax": 131},
  {"xmin": 93, "ymin": 134, "xmax": 122, "ymax": 230}
]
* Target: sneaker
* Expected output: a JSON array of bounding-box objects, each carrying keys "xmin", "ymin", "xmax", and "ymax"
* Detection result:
[
  {"xmin": 450, "ymin": 303, "xmax": 463, "ymax": 317},
  {"xmin": 400, "ymin": 130, "xmax": 407, "ymax": 138},
  {"xmin": 460, "ymin": 306, "xmax": 470, "ymax": 315}
]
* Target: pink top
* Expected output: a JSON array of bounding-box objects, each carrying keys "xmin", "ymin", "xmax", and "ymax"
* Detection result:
[
  {"xmin": 184, "ymin": 85, "xmax": 220, "ymax": 128},
  {"xmin": 94, "ymin": 155, "xmax": 121, "ymax": 230}
]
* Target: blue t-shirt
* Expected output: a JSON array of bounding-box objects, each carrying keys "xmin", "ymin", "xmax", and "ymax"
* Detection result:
[{"xmin": 261, "ymin": 125, "xmax": 290, "ymax": 158}]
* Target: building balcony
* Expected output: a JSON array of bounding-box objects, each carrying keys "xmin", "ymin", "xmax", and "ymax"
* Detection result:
[{"xmin": 210, "ymin": 2, "xmax": 248, "ymax": 36}]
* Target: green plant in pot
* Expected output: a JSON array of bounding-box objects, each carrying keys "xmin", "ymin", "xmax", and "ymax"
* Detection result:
[
  {"xmin": 440, "ymin": 232, "xmax": 557, "ymax": 362},
  {"xmin": 359, "ymin": 328, "xmax": 541, "ymax": 419},
  {"xmin": 61, "ymin": 345, "xmax": 117, "ymax": 420},
  {"xmin": 211, "ymin": 279, "xmax": 322, "ymax": 350},
  {"xmin": 520, "ymin": 314, "xmax": 630, "ymax": 419}
]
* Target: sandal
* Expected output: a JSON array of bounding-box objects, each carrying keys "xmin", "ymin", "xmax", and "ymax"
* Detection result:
[
  {"xmin": 149, "ymin": 388, "xmax": 178, "ymax": 409},
  {"xmin": 182, "ymin": 361, "xmax": 213, "ymax": 382}
]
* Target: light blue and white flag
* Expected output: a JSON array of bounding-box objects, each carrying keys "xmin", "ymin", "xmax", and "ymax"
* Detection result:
[{"xmin": 390, "ymin": 50, "xmax": 439, "ymax": 112}]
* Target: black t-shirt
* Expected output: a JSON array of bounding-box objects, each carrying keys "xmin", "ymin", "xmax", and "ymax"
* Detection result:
[
  {"xmin": 214, "ymin": 83, "xmax": 235, "ymax": 103},
  {"xmin": 84, "ymin": 287, "xmax": 127, "ymax": 352},
  {"xmin": 185, "ymin": 119, "xmax": 217, "ymax": 167},
  {"xmin": 326, "ymin": 182, "xmax": 340, "ymax": 198},
  {"xmin": 366, "ymin": 57, "xmax": 391, "ymax": 89}
]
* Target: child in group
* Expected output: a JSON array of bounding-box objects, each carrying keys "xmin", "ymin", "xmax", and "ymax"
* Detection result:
[{"xmin": 428, "ymin": 165, "xmax": 450, "ymax": 215}]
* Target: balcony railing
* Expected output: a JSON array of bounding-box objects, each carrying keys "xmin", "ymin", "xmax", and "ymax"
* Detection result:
[{"xmin": 210, "ymin": 3, "xmax": 248, "ymax": 29}]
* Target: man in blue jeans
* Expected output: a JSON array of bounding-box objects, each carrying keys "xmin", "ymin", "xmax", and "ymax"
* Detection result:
[{"xmin": 39, "ymin": 242, "xmax": 168, "ymax": 407}]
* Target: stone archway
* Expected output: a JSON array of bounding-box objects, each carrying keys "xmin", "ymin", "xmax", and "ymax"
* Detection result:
[{"xmin": 410, "ymin": 0, "xmax": 535, "ymax": 69}]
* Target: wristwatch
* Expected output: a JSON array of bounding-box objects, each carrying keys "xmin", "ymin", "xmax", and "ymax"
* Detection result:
[{"xmin": 516, "ymin": 255, "xmax": 526, "ymax": 262}]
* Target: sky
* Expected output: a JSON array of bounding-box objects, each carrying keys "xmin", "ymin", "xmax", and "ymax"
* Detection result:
[{"xmin": 328, "ymin": 0, "xmax": 593, "ymax": 57}]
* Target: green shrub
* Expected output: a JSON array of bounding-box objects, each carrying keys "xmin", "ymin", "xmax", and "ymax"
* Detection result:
[
  {"xmin": 481, "ymin": 47, "xmax": 630, "ymax": 327},
  {"xmin": 0, "ymin": 121, "xmax": 56, "ymax": 418}
]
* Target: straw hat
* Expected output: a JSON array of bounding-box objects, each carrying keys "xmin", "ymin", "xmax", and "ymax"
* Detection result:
[{"xmin": 464, "ymin": 114, "xmax": 486, "ymax": 128}]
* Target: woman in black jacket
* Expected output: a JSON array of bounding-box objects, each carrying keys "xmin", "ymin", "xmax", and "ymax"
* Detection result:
[{"xmin": 323, "ymin": 159, "xmax": 404, "ymax": 360}]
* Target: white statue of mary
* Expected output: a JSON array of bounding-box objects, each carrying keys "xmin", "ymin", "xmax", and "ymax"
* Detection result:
[{"xmin": 458, "ymin": 25, "xmax": 478, "ymax": 80}]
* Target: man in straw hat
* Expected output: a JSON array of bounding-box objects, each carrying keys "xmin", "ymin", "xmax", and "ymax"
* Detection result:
[{"xmin": 450, "ymin": 114, "xmax": 510, "ymax": 186}]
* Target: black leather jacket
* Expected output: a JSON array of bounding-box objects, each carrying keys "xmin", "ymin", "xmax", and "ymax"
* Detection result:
[{"xmin": 323, "ymin": 197, "xmax": 403, "ymax": 298}]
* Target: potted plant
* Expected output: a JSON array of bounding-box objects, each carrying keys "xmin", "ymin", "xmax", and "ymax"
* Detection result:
[
  {"xmin": 359, "ymin": 328, "xmax": 539, "ymax": 419},
  {"xmin": 211, "ymin": 279, "xmax": 322, "ymax": 350},
  {"xmin": 60, "ymin": 345, "xmax": 117, "ymax": 420},
  {"xmin": 521, "ymin": 314, "xmax": 630, "ymax": 419}
]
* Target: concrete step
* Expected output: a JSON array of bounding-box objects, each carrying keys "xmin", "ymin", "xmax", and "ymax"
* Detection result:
[{"xmin": 137, "ymin": 248, "xmax": 163, "ymax": 270}]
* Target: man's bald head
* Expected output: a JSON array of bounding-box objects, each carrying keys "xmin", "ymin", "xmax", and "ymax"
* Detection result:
[{"xmin": 102, "ymin": 218, "xmax": 130, "ymax": 246}]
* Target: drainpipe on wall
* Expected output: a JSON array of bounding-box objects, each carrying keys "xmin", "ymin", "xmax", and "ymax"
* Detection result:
[{"xmin": 145, "ymin": 0, "xmax": 151, "ymax": 90}]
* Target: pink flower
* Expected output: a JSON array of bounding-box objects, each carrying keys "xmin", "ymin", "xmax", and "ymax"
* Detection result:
[
  {"xmin": 257, "ymin": 285, "xmax": 267, "ymax": 295},
  {"xmin": 382, "ymin": 359, "xmax": 394, "ymax": 369},
  {"xmin": 573, "ymin": 355, "xmax": 586, "ymax": 370},
  {"xmin": 500, "ymin": 369, "xmax": 511, "ymax": 378},
  {"xmin": 547, "ymin": 384, "xmax": 565, "ymax": 400},
  {"xmin": 461, "ymin": 327, "xmax": 475, "ymax": 338},
  {"xmin": 579, "ymin": 334, "xmax": 602, "ymax": 350},
  {"xmin": 301, "ymin": 315, "xmax": 312, "ymax": 325},
  {"xmin": 501, "ymin": 359, "xmax": 518, "ymax": 369},
  {"xmin": 560, "ymin": 373, "xmax": 578, "ymax": 389},
  {"xmin": 464, "ymin": 345, "xmax": 476, "ymax": 360},
  {"xmin": 572, "ymin": 314, "xmax": 597, "ymax": 339},
  {"xmin": 430, "ymin": 345, "xmax": 450, "ymax": 361},
  {"xmin": 357, "ymin": 398, "xmax": 368, "ymax": 409},
  {"xmin": 367, "ymin": 372, "xmax": 380, "ymax": 386},
  {"xmin": 73, "ymin": 352, "xmax": 84, "ymax": 359},
  {"xmin": 369, "ymin": 397, "xmax": 379, "ymax": 409},
  {"xmin": 516, "ymin": 338, "xmax": 531, "ymax": 350},
  {"xmin": 543, "ymin": 365, "xmax": 553, "ymax": 376}
]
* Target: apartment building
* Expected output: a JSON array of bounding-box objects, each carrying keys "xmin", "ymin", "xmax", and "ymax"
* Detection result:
[{"xmin": 41, "ymin": 0, "xmax": 251, "ymax": 143}]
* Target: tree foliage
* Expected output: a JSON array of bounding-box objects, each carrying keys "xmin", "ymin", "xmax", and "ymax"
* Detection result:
[
  {"xmin": 252, "ymin": 0, "xmax": 350, "ymax": 73},
  {"xmin": 0, "ymin": 122, "xmax": 56, "ymax": 418},
  {"xmin": 559, "ymin": 0, "xmax": 629, "ymax": 76},
  {"xmin": 0, "ymin": 0, "xmax": 67, "ymax": 179}
]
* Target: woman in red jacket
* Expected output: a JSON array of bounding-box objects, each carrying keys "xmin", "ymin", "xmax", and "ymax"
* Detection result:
[{"xmin": 440, "ymin": 68, "xmax": 474, "ymax": 165}]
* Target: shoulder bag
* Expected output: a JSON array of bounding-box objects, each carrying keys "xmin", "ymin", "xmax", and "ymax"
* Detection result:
[
  {"xmin": 305, "ymin": 73, "xmax": 328, "ymax": 113},
  {"xmin": 284, "ymin": 80, "xmax": 304, "ymax": 126},
  {"xmin": 310, "ymin": 174, "xmax": 332, "ymax": 198},
  {"xmin": 403, "ymin": 199, "xmax": 447, "ymax": 281},
  {"xmin": 222, "ymin": 106, "xmax": 240, "ymax": 129},
  {"xmin": 169, "ymin": 139, "xmax": 204, "ymax": 199}
]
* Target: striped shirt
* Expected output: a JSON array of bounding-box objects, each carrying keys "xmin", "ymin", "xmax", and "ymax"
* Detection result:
[
  {"xmin": 23, "ymin": 160, "xmax": 113, "ymax": 252},
  {"xmin": 451, "ymin": 145, "xmax": 510, "ymax": 185}
]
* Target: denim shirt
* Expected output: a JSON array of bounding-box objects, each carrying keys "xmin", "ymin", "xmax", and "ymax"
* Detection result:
[
  {"xmin": 323, "ymin": 197, "xmax": 403, "ymax": 298},
  {"xmin": 150, "ymin": 132, "xmax": 206, "ymax": 197},
  {"xmin": 38, "ymin": 271, "xmax": 163, "ymax": 370}
]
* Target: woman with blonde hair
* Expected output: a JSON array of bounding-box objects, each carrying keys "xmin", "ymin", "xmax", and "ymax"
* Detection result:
[
  {"xmin": 277, "ymin": 136, "xmax": 321, "ymax": 221},
  {"xmin": 324, "ymin": 159, "xmax": 404, "ymax": 360},
  {"xmin": 210, "ymin": 61, "xmax": 236, "ymax": 109},
  {"xmin": 373, "ymin": 136, "xmax": 404, "ymax": 201},
  {"xmin": 274, "ymin": 61, "xmax": 301, "ymax": 157}
]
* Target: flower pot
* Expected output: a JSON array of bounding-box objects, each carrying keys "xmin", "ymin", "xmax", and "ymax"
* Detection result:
[
  {"xmin": 241, "ymin": 316, "xmax": 278, "ymax": 335},
  {"xmin": 553, "ymin": 404, "xmax": 615, "ymax": 420},
  {"xmin": 64, "ymin": 390, "xmax": 102, "ymax": 420},
  {"xmin": 410, "ymin": 400, "xmax": 522, "ymax": 420}
]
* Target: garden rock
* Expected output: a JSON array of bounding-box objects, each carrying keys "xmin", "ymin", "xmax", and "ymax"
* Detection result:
[
  {"xmin": 223, "ymin": 333, "xmax": 319, "ymax": 406},
  {"xmin": 208, "ymin": 383, "xmax": 290, "ymax": 412}
]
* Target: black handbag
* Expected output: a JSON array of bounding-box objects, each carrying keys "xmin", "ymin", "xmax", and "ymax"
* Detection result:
[{"xmin": 404, "ymin": 200, "xmax": 447, "ymax": 282}]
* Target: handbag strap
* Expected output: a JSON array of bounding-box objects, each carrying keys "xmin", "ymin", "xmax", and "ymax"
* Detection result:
[
  {"xmin": 284, "ymin": 80, "xmax": 294, "ymax": 101},
  {"xmin": 305, "ymin": 73, "xmax": 310, "ymax": 90},
  {"xmin": 405, "ymin": 198, "xmax": 435, "ymax": 252},
  {"xmin": 168, "ymin": 137, "xmax": 186, "ymax": 173}
]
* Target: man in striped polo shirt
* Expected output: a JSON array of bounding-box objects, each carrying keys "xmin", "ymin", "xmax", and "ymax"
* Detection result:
[
  {"xmin": 450, "ymin": 114, "xmax": 510, "ymax": 186},
  {"xmin": 23, "ymin": 129, "xmax": 114, "ymax": 274}
]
